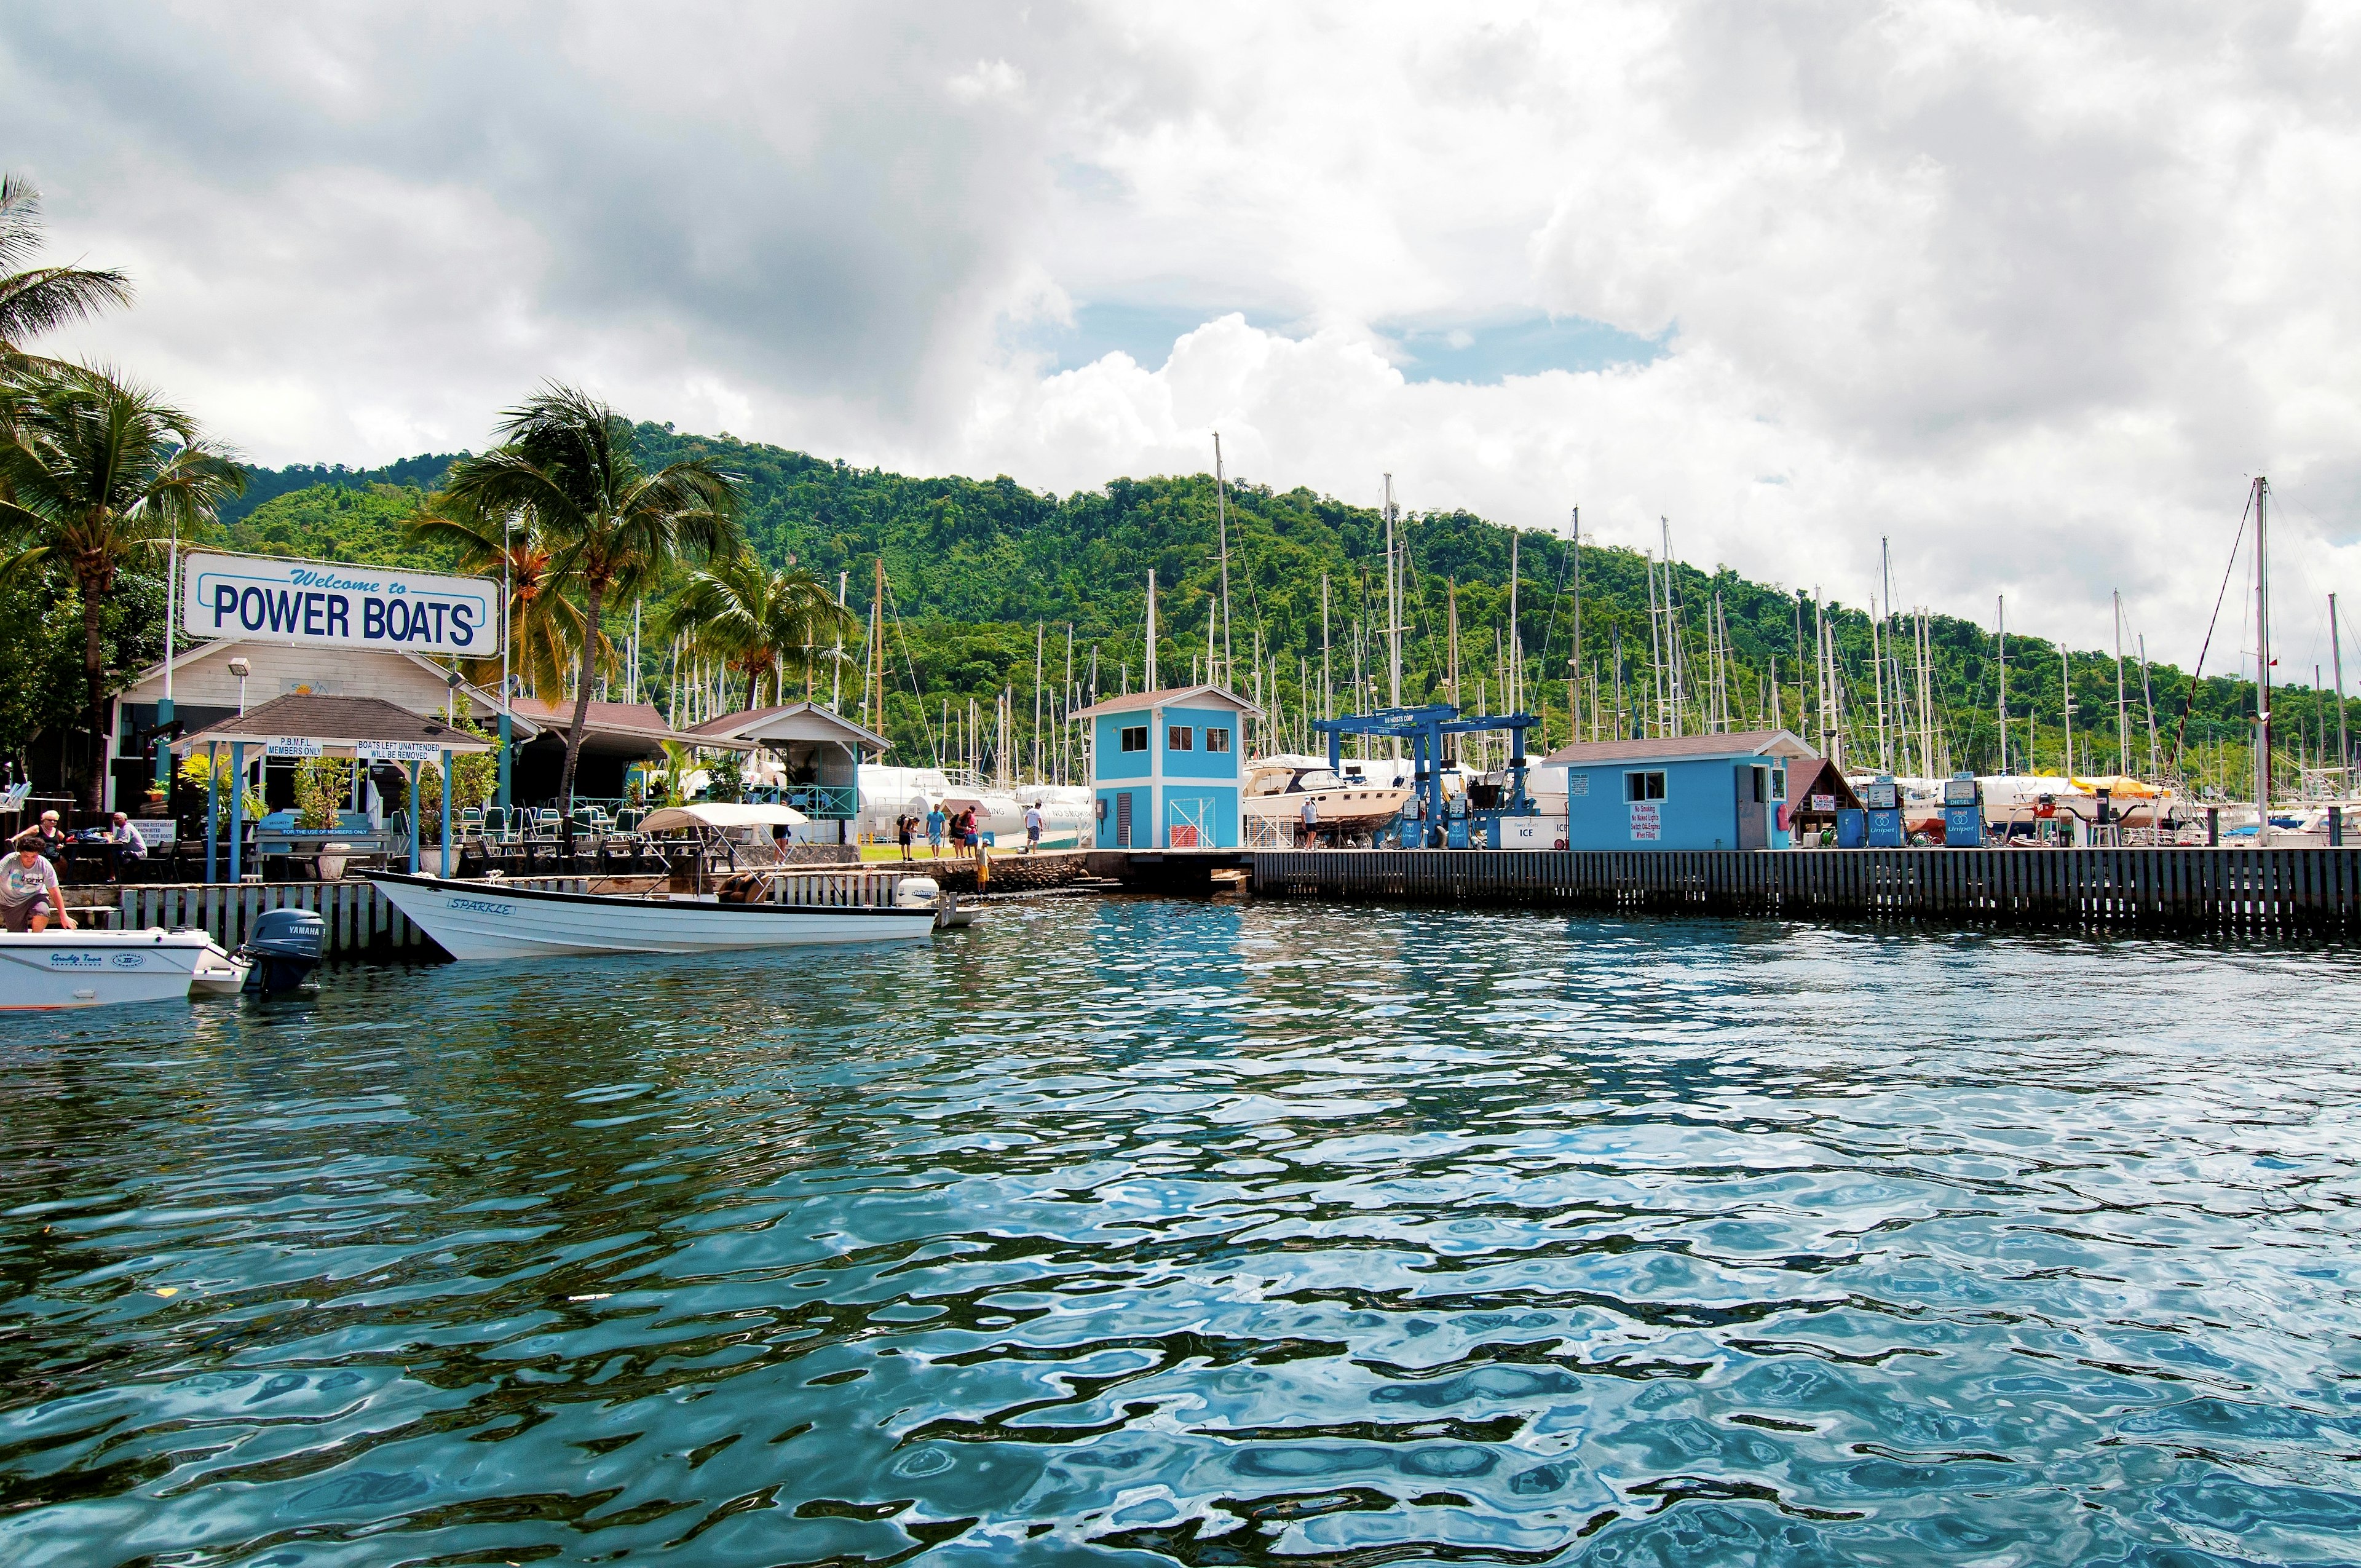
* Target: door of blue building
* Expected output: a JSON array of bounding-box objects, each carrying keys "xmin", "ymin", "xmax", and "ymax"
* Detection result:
[{"xmin": 1734, "ymin": 765, "xmax": 1768, "ymax": 850}]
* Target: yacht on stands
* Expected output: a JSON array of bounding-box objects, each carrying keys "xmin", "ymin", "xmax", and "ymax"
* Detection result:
[{"xmin": 1244, "ymin": 754, "xmax": 1416, "ymax": 843}]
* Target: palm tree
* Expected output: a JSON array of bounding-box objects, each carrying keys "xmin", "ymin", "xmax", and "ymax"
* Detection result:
[
  {"xmin": 0, "ymin": 366, "xmax": 244, "ymax": 809},
  {"xmin": 405, "ymin": 502, "xmax": 599, "ymax": 699},
  {"xmin": 660, "ymin": 553, "xmax": 853, "ymax": 711},
  {"xmin": 440, "ymin": 386, "xmax": 738, "ymax": 807},
  {"xmin": 1, "ymin": 175, "xmax": 134, "ymax": 369}
]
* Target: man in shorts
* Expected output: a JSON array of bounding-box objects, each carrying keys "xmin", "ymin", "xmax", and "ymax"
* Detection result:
[
  {"xmin": 896, "ymin": 812, "xmax": 916, "ymax": 859},
  {"xmin": 925, "ymin": 804, "xmax": 946, "ymax": 859},
  {"xmin": 1, "ymin": 833, "xmax": 72, "ymax": 932},
  {"xmin": 1023, "ymin": 801, "xmax": 1043, "ymax": 854}
]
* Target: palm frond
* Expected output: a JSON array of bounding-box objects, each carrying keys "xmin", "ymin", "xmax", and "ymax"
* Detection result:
[{"xmin": 0, "ymin": 265, "xmax": 136, "ymax": 352}]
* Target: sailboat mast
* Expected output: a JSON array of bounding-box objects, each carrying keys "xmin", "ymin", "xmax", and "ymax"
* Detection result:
[
  {"xmin": 1996, "ymin": 596, "xmax": 2008, "ymax": 775},
  {"xmin": 870, "ymin": 555, "xmax": 887, "ymax": 734},
  {"xmin": 1508, "ymin": 530, "xmax": 1521, "ymax": 716},
  {"xmin": 2114, "ymin": 589, "xmax": 2129, "ymax": 776},
  {"xmin": 2138, "ymin": 634, "xmax": 2161, "ymax": 785},
  {"xmin": 1214, "ymin": 433, "xmax": 1232, "ymax": 686},
  {"xmin": 1569, "ymin": 506, "xmax": 1583, "ymax": 739},
  {"xmin": 2060, "ymin": 644, "xmax": 2074, "ymax": 778},
  {"xmin": 1384, "ymin": 474, "xmax": 1402, "ymax": 712},
  {"xmin": 1447, "ymin": 580, "xmax": 1460, "ymax": 709},
  {"xmin": 1145, "ymin": 568, "xmax": 1158, "ymax": 692},
  {"xmin": 1321, "ymin": 574, "xmax": 1332, "ymax": 721},
  {"xmin": 840, "ymin": 569, "xmax": 859, "ymax": 708},
  {"xmin": 1874, "ymin": 542, "xmax": 1889, "ymax": 770},
  {"xmin": 2254, "ymin": 476, "xmax": 2272, "ymax": 834},
  {"xmin": 2333, "ymin": 592, "xmax": 2350, "ymax": 785}
]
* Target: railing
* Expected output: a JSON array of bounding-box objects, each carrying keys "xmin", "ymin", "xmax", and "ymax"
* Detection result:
[
  {"xmin": 744, "ymin": 784, "xmax": 857, "ymax": 818},
  {"xmin": 1251, "ymin": 846, "xmax": 2361, "ymax": 935}
]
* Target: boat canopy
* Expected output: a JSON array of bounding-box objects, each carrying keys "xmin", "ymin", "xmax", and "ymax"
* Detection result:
[{"xmin": 638, "ymin": 802, "xmax": 810, "ymax": 833}]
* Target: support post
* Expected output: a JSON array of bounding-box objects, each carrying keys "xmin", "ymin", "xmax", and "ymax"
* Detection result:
[
  {"xmin": 408, "ymin": 761, "xmax": 422, "ymax": 874},
  {"xmin": 497, "ymin": 711, "xmax": 512, "ymax": 810},
  {"xmin": 440, "ymin": 749, "xmax": 454, "ymax": 877},
  {"xmin": 205, "ymin": 741, "xmax": 218, "ymax": 884},
  {"xmin": 227, "ymin": 741, "xmax": 245, "ymax": 886}
]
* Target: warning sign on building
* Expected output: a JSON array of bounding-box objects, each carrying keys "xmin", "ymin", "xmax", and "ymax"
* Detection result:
[{"xmin": 1629, "ymin": 801, "xmax": 1661, "ymax": 841}]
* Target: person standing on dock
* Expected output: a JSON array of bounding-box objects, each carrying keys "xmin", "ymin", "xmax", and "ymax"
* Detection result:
[
  {"xmin": 2, "ymin": 833, "xmax": 71, "ymax": 933},
  {"xmin": 896, "ymin": 812, "xmax": 916, "ymax": 860},
  {"xmin": 1024, "ymin": 801, "xmax": 1043, "ymax": 854},
  {"xmin": 1301, "ymin": 793, "xmax": 1320, "ymax": 849},
  {"xmin": 925, "ymin": 804, "xmax": 946, "ymax": 859}
]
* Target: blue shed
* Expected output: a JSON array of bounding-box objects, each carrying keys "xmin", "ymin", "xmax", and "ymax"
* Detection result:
[
  {"xmin": 1075, "ymin": 684, "xmax": 1259, "ymax": 849},
  {"xmin": 1543, "ymin": 730, "xmax": 1817, "ymax": 850}
]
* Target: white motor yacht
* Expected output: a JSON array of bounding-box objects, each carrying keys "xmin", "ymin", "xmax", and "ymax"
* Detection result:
[
  {"xmin": 1243, "ymin": 754, "xmax": 1415, "ymax": 841},
  {"xmin": 1, "ymin": 928, "xmax": 248, "ymax": 1012}
]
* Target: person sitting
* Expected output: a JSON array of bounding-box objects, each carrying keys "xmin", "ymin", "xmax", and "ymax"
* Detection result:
[
  {"xmin": 104, "ymin": 811, "xmax": 146, "ymax": 883},
  {"xmin": 31, "ymin": 809, "xmax": 68, "ymax": 859},
  {"xmin": 716, "ymin": 871, "xmax": 767, "ymax": 905},
  {"xmin": 2, "ymin": 832, "xmax": 73, "ymax": 932}
]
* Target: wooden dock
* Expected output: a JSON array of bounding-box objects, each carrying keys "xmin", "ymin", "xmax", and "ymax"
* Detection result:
[{"xmin": 1251, "ymin": 847, "xmax": 2361, "ymax": 934}]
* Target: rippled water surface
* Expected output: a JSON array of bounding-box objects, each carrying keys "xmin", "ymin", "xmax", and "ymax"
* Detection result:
[{"xmin": 2, "ymin": 898, "xmax": 2357, "ymax": 1566}]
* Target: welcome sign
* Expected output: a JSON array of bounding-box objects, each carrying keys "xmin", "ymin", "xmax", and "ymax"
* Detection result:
[{"xmin": 182, "ymin": 551, "xmax": 499, "ymax": 657}]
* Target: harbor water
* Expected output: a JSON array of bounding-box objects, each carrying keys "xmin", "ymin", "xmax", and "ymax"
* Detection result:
[{"xmin": 1, "ymin": 900, "xmax": 2355, "ymax": 1565}]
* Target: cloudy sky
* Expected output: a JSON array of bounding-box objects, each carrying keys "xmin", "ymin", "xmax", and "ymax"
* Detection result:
[{"xmin": 7, "ymin": 2, "xmax": 2360, "ymax": 670}]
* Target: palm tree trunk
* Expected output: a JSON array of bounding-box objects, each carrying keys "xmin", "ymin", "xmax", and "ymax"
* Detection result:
[
  {"xmin": 81, "ymin": 581, "xmax": 108, "ymax": 814},
  {"xmin": 560, "ymin": 585, "xmax": 603, "ymax": 809}
]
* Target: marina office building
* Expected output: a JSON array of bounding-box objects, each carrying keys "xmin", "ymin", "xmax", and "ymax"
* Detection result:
[
  {"xmin": 1078, "ymin": 685, "xmax": 1259, "ymax": 849},
  {"xmin": 1546, "ymin": 731, "xmax": 1817, "ymax": 852}
]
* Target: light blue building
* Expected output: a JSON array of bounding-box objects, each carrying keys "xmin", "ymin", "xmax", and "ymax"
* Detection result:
[
  {"xmin": 1076, "ymin": 684, "xmax": 1259, "ymax": 849},
  {"xmin": 1543, "ymin": 731, "xmax": 1816, "ymax": 850}
]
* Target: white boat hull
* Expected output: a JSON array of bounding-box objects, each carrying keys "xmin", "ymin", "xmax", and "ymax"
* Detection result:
[
  {"xmin": 371, "ymin": 873, "xmax": 938, "ymax": 962},
  {"xmin": 1241, "ymin": 786, "xmax": 1414, "ymax": 836},
  {"xmin": 1, "ymin": 929, "xmax": 248, "ymax": 1011}
]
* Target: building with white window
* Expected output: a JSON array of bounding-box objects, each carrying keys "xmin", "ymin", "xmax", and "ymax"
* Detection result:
[
  {"xmin": 1076, "ymin": 685, "xmax": 1259, "ymax": 849},
  {"xmin": 1544, "ymin": 731, "xmax": 1816, "ymax": 850}
]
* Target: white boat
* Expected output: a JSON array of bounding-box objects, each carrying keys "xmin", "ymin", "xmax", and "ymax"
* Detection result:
[
  {"xmin": 1, "ymin": 928, "xmax": 249, "ymax": 1011},
  {"xmin": 857, "ymin": 766, "xmax": 1091, "ymax": 850},
  {"xmin": 1243, "ymin": 754, "xmax": 1415, "ymax": 839},
  {"xmin": 370, "ymin": 871, "xmax": 938, "ymax": 962}
]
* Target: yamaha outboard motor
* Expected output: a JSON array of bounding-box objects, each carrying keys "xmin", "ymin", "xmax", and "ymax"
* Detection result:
[{"xmin": 241, "ymin": 908, "xmax": 324, "ymax": 994}]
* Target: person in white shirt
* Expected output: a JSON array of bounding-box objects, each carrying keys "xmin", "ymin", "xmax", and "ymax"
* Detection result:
[
  {"xmin": 1023, "ymin": 802, "xmax": 1043, "ymax": 854},
  {"xmin": 1300, "ymin": 792, "xmax": 1319, "ymax": 849},
  {"xmin": 2, "ymin": 834, "xmax": 71, "ymax": 932},
  {"xmin": 105, "ymin": 811, "xmax": 146, "ymax": 882}
]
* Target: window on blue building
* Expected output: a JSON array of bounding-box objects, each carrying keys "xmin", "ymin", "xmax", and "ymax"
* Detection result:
[
  {"xmin": 1168, "ymin": 726, "xmax": 1193, "ymax": 750},
  {"xmin": 1626, "ymin": 770, "xmax": 1667, "ymax": 802},
  {"xmin": 1120, "ymin": 725, "xmax": 1148, "ymax": 752},
  {"xmin": 1204, "ymin": 727, "xmax": 1231, "ymax": 753}
]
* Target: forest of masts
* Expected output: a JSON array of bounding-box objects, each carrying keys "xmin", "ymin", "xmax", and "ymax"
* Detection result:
[{"xmin": 577, "ymin": 469, "xmax": 2353, "ymax": 804}]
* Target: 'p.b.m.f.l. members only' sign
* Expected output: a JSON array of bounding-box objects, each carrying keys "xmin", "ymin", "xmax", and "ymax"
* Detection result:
[{"xmin": 182, "ymin": 552, "xmax": 500, "ymax": 657}]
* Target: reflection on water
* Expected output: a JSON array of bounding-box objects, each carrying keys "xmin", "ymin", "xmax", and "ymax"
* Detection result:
[{"xmin": 1, "ymin": 900, "xmax": 2356, "ymax": 1566}]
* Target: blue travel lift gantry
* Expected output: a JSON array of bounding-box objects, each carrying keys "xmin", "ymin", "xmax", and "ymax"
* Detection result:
[{"xmin": 1313, "ymin": 703, "xmax": 1539, "ymax": 847}]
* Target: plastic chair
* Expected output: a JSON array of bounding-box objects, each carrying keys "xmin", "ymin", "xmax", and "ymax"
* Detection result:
[{"xmin": 481, "ymin": 804, "xmax": 508, "ymax": 845}]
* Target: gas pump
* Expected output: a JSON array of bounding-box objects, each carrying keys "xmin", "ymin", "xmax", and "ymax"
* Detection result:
[
  {"xmin": 1445, "ymin": 794, "xmax": 1471, "ymax": 850},
  {"xmin": 1942, "ymin": 772, "xmax": 1983, "ymax": 847},
  {"xmin": 1863, "ymin": 775, "xmax": 1905, "ymax": 847}
]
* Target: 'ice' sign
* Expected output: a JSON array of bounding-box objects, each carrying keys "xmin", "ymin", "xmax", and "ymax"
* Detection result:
[{"xmin": 183, "ymin": 552, "xmax": 499, "ymax": 656}]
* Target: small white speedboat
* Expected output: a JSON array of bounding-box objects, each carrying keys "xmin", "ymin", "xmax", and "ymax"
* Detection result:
[
  {"xmin": 1, "ymin": 929, "xmax": 250, "ymax": 1011},
  {"xmin": 370, "ymin": 871, "xmax": 939, "ymax": 962}
]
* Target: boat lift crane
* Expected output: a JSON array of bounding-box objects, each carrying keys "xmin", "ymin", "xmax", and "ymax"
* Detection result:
[{"xmin": 1313, "ymin": 704, "xmax": 1538, "ymax": 847}]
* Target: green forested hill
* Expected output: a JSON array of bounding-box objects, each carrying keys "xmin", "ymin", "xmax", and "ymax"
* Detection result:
[{"xmin": 192, "ymin": 426, "xmax": 2354, "ymax": 796}]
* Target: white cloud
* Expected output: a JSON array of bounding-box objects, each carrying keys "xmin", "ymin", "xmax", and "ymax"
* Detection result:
[{"xmin": 3, "ymin": 1, "xmax": 2358, "ymax": 662}]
